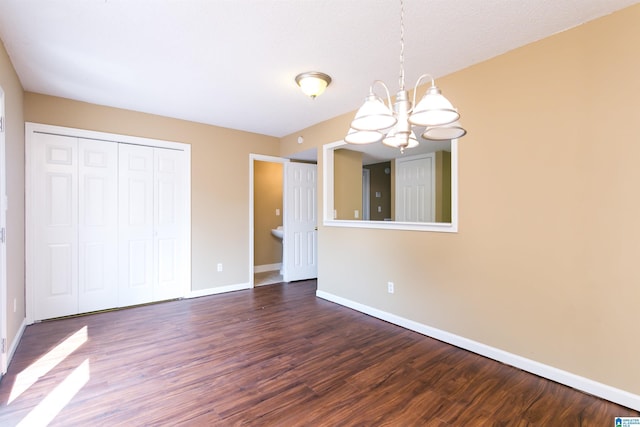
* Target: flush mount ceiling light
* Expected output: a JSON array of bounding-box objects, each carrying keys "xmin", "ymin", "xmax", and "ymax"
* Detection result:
[
  {"xmin": 345, "ymin": 0, "xmax": 466, "ymax": 152},
  {"xmin": 295, "ymin": 71, "xmax": 332, "ymax": 99}
]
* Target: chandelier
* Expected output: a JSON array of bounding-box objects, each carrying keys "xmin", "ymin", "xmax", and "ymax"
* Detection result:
[{"xmin": 345, "ymin": 0, "xmax": 466, "ymax": 152}]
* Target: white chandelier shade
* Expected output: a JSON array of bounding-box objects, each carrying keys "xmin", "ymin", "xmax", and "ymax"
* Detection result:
[
  {"xmin": 409, "ymin": 84, "xmax": 460, "ymax": 127},
  {"xmin": 350, "ymin": 91, "xmax": 397, "ymax": 131},
  {"xmin": 422, "ymin": 120, "xmax": 467, "ymax": 141},
  {"xmin": 344, "ymin": 128, "xmax": 384, "ymax": 144}
]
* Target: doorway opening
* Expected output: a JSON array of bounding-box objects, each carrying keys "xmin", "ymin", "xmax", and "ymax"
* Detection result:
[
  {"xmin": 250, "ymin": 155, "xmax": 287, "ymax": 287},
  {"xmin": 249, "ymin": 152, "xmax": 319, "ymax": 288}
]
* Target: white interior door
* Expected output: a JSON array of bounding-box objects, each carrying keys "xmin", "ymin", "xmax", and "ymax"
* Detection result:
[
  {"xmin": 395, "ymin": 153, "xmax": 435, "ymax": 222},
  {"xmin": 153, "ymin": 148, "xmax": 186, "ymax": 301},
  {"xmin": 78, "ymin": 139, "xmax": 118, "ymax": 313},
  {"xmin": 32, "ymin": 133, "xmax": 79, "ymax": 320},
  {"xmin": 118, "ymin": 144, "xmax": 154, "ymax": 306},
  {"xmin": 284, "ymin": 162, "xmax": 317, "ymax": 282}
]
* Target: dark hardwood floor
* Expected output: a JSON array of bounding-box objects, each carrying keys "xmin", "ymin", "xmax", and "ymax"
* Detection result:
[{"xmin": 0, "ymin": 280, "xmax": 637, "ymax": 426}]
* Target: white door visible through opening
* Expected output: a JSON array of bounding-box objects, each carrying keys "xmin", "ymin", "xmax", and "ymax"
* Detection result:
[
  {"xmin": 395, "ymin": 153, "xmax": 435, "ymax": 222},
  {"xmin": 284, "ymin": 162, "xmax": 317, "ymax": 282}
]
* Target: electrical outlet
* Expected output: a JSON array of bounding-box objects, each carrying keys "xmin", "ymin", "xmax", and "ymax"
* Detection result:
[
  {"xmin": 354, "ymin": 210, "xmax": 359, "ymax": 219},
  {"xmin": 387, "ymin": 282, "xmax": 394, "ymax": 294},
  {"xmin": 217, "ymin": 263, "xmax": 223, "ymax": 272},
  {"xmin": 276, "ymin": 208, "xmax": 280, "ymax": 216}
]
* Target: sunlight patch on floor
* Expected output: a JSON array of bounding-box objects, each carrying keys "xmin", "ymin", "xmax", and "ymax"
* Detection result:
[
  {"xmin": 17, "ymin": 359, "xmax": 90, "ymax": 427},
  {"xmin": 8, "ymin": 326, "xmax": 88, "ymax": 404}
]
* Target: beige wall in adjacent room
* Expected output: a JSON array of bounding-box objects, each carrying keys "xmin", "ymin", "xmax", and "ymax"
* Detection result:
[
  {"xmin": 280, "ymin": 4, "xmax": 640, "ymax": 397},
  {"xmin": 333, "ymin": 148, "xmax": 362, "ymax": 220},
  {"xmin": 24, "ymin": 93, "xmax": 280, "ymax": 291},
  {"xmin": 0, "ymin": 39, "xmax": 25, "ymax": 353},
  {"xmin": 253, "ymin": 160, "xmax": 283, "ymax": 267}
]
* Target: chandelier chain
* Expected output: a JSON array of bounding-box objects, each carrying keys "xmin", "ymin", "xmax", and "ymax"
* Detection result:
[{"xmin": 399, "ymin": 0, "xmax": 405, "ymax": 90}]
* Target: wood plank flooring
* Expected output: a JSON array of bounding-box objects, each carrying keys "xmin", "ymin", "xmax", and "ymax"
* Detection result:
[{"xmin": 0, "ymin": 280, "xmax": 637, "ymax": 426}]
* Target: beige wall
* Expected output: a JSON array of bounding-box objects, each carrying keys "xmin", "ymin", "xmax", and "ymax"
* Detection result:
[
  {"xmin": 24, "ymin": 93, "xmax": 280, "ymax": 291},
  {"xmin": 253, "ymin": 160, "xmax": 283, "ymax": 267},
  {"xmin": 333, "ymin": 148, "xmax": 362, "ymax": 220},
  {"xmin": 281, "ymin": 4, "xmax": 640, "ymax": 397},
  {"xmin": 0, "ymin": 39, "xmax": 25, "ymax": 353}
]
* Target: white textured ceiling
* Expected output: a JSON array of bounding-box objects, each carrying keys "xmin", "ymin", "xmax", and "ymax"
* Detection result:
[{"xmin": 0, "ymin": 0, "xmax": 637, "ymax": 138}]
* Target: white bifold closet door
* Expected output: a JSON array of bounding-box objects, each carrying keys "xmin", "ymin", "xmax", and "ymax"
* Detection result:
[
  {"xmin": 31, "ymin": 133, "xmax": 186, "ymax": 321},
  {"xmin": 32, "ymin": 133, "xmax": 118, "ymax": 319},
  {"xmin": 118, "ymin": 144, "xmax": 185, "ymax": 306},
  {"xmin": 118, "ymin": 144, "xmax": 154, "ymax": 306},
  {"xmin": 78, "ymin": 138, "xmax": 119, "ymax": 313},
  {"xmin": 153, "ymin": 147, "xmax": 186, "ymax": 302}
]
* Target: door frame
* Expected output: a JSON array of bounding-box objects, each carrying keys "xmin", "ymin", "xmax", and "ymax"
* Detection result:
[
  {"xmin": 248, "ymin": 154, "xmax": 289, "ymax": 287},
  {"xmin": 0, "ymin": 86, "xmax": 7, "ymax": 374},
  {"xmin": 362, "ymin": 168, "xmax": 370, "ymax": 220},
  {"xmin": 25, "ymin": 122, "xmax": 192, "ymax": 324}
]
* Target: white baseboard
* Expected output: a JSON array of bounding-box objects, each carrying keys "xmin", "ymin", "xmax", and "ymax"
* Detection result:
[
  {"xmin": 188, "ymin": 282, "xmax": 250, "ymax": 298},
  {"xmin": 316, "ymin": 290, "xmax": 640, "ymax": 411},
  {"xmin": 254, "ymin": 263, "xmax": 282, "ymax": 274},
  {"xmin": 7, "ymin": 317, "xmax": 27, "ymax": 370}
]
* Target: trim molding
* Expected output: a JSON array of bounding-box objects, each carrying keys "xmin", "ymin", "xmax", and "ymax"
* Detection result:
[
  {"xmin": 254, "ymin": 263, "xmax": 282, "ymax": 274},
  {"xmin": 7, "ymin": 318, "xmax": 27, "ymax": 371},
  {"xmin": 322, "ymin": 139, "xmax": 459, "ymax": 233},
  {"xmin": 316, "ymin": 290, "xmax": 640, "ymax": 411},
  {"xmin": 188, "ymin": 283, "xmax": 250, "ymax": 299}
]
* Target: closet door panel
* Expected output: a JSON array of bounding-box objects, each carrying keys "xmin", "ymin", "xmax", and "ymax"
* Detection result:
[
  {"xmin": 32, "ymin": 133, "xmax": 79, "ymax": 320},
  {"xmin": 153, "ymin": 149, "xmax": 186, "ymax": 301},
  {"xmin": 119, "ymin": 144, "xmax": 154, "ymax": 306},
  {"xmin": 78, "ymin": 139, "xmax": 118, "ymax": 313}
]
